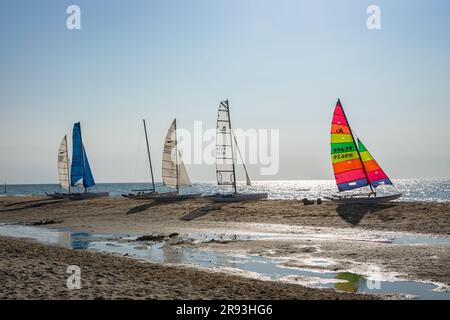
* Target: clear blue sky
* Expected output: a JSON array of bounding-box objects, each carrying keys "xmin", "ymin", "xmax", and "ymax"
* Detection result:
[{"xmin": 1, "ymin": 0, "xmax": 449, "ymax": 183}]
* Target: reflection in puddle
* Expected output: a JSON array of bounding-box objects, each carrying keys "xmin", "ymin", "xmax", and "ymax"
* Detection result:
[
  {"xmin": 335, "ymin": 272, "xmax": 365, "ymax": 293},
  {"xmin": 332, "ymin": 272, "xmax": 446, "ymax": 300},
  {"xmin": 70, "ymin": 233, "xmax": 92, "ymax": 249},
  {"xmin": 0, "ymin": 224, "xmax": 449, "ymax": 300}
]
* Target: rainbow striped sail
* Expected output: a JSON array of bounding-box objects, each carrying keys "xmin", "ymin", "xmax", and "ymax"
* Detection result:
[
  {"xmin": 330, "ymin": 99, "xmax": 392, "ymax": 192},
  {"xmin": 357, "ymin": 139, "xmax": 392, "ymax": 187}
]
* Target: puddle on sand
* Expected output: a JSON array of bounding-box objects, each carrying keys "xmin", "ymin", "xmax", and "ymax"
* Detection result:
[
  {"xmin": 0, "ymin": 224, "xmax": 449, "ymax": 300},
  {"xmin": 226, "ymin": 223, "xmax": 450, "ymax": 246},
  {"xmin": 183, "ymin": 228, "xmax": 450, "ymax": 247},
  {"xmin": 390, "ymin": 235, "xmax": 450, "ymax": 246},
  {"xmin": 0, "ymin": 224, "xmax": 108, "ymax": 249}
]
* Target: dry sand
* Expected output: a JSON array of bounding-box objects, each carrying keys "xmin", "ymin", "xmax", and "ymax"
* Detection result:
[
  {"xmin": 0, "ymin": 196, "xmax": 449, "ymax": 300},
  {"xmin": 1, "ymin": 197, "xmax": 449, "ymax": 235}
]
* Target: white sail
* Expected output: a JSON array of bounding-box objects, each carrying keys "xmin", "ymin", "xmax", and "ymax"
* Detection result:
[
  {"xmin": 216, "ymin": 100, "xmax": 252, "ymax": 188},
  {"xmin": 177, "ymin": 150, "xmax": 192, "ymax": 186},
  {"xmin": 57, "ymin": 135, "xmax": 70, "ymax": 190},
  {"xmin": 162, "ymin": 120, "xmax": 192, "ymax": 189},
  {"xmin": 216, "ymin": 100, "xmax": 236, "ymax": 186}
]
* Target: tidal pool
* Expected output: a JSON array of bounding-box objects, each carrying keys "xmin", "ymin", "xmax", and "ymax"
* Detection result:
[{"xmin": 0, "ymin": 223, "xmax": 449, "ymax": 300}]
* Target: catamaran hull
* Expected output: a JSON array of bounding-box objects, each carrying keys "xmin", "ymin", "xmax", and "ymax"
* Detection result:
[
  {"xmin": 122, "ymin": 192, "xmax": 159, "ymax": 200},
  {"xmin": 46, "ymin": 193, "xmax": 67, "ymax": 199},
  {"xmin": 326, "ymin": 193, "xmax": 402, "ymax": 205},
  {"xmin": 205, "ymin": 193, "xmax": 268, "ymax": 203},
  {"xmin": 46, "ymin": 192, "xmax": 109, "ymax": 200},
  {"xmin": 152, "ymin": 193, "xmax": 202, "ymax": 202}
]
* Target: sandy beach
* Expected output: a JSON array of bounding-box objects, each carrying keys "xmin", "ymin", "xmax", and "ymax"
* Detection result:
[
  {"xmin": 1, "ymin": 196, "xmax": 449, "ymax": 300},
  {"xmin": 0, "ymin": 236, "xmax": 372, "ymax": 300}
]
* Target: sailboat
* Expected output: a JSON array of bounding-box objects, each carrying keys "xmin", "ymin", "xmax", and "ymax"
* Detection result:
[
  {"xmin": 122, "ymin": 119, "xmax": 159, "ymax": 199},
  {"xmin": 152, "ymin": 119, "xmax": 201, "ymax": 202},
  {"xmin": 205, "ymin": 100, "xmax": 268, "ymax": 202},
  {"xmin": 47, "ymin": 122, "xmax": 109, "ymax": 200},
  {"xmin": 325, "ymin": 99, "xmax": 402, "ymax": 204}
]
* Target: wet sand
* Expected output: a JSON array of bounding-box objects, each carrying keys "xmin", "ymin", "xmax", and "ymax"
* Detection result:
[
  {"xmin": 0, "ymin": 236, "xmax": 372, "ymax": 300},
  {"xmin": 1, "ymin": 196, "xmax": 449, "ymax": 299},
  {"xmin": 202, "ymin": 238, "xmax": 450, "ymax": 290}
]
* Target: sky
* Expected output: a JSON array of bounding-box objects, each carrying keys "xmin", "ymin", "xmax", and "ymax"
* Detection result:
[{"xmin": 1, "ymin": 0, "xmax": 450, "ymax": 184}]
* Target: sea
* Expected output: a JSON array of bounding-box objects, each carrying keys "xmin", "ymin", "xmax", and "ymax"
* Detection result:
[{"xmin": 1, "ymin": 179, "xmax": 449, "ymax": 202}]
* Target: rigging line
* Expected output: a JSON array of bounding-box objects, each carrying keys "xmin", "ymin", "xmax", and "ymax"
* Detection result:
[{"xmin": 231, "ymin": 130, "xmax": 251, "ymax": 186}]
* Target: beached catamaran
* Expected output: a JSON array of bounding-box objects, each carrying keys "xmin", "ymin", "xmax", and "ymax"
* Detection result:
[
  {"xmin": 327, "ymin": 99, "xmax": 401, "ymax": 204},
  {"xmin": 152, "ymin": 119, "xmax": 201, "ymax": 202},
  {"xmin": 122, "ymin": 119, "xmax": 158, "ymax": 199},
  {"xmin": 48, "ymin": 122, "xmax": 109, "ymax": 199},
  {"xmin": 206, "ymin": 100, "xmax": 267, "ymax": 202}
]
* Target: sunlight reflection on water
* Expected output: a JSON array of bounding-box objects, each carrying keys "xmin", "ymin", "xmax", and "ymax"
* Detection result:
[{"xmin": 2, "ymin": 179, "xmax": 450, "ymax": 202}]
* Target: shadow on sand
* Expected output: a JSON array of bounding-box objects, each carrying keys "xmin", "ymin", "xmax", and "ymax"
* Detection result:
[
  {"xmin": 127, "ymin": 201, "xmax": 174, "ymax": 215},
  {"xmin": 3, "ymin": 198, "xmax": 64, "ymax": 208},
  {"xmin": 335, "ymin": 204, "xmax": 396, "ymax": 225},
  {"xmin": 180, "ymin": 203, "xmax": 227, "ymax": 221},
  {"xmin": 0, "ymin": 199, "xmax": 68, "ymax": 212}
]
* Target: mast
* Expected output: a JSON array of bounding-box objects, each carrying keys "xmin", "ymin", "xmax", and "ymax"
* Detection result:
[
  {"xmin": 174, "ymin": 119, "xmax": 179, "ymax": 195},
  {"xmin": 79, "ymin": 123, "xmax": 87, "ymax": 193},
  {"xmin": 65, "ymin": 135, "xmax": 71, "ymax": 193},
  {"xmin": 143, "ymin": 119, "xmax": 155, "ymax": 191},
  {"xmin": 338, "ymin": 99, "xmax": 374, "ymax": 193},
  {"xmin": 226, "ymin": 100, "xmax": 238, "ymax": 195}
]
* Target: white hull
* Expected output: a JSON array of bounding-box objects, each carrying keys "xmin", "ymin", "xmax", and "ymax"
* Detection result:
[
  {"xmin": 205, "ymin": 193, "xmax": 268, "ymax": 203},
  {"xmin": 325, "ymin": 193, "xmax": 402, "ymax": 205}
]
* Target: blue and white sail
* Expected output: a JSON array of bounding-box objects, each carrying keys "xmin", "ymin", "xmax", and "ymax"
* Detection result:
[{"xmin": 70, "ymin": 122, "xmax": 95, "ymax": 188}]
